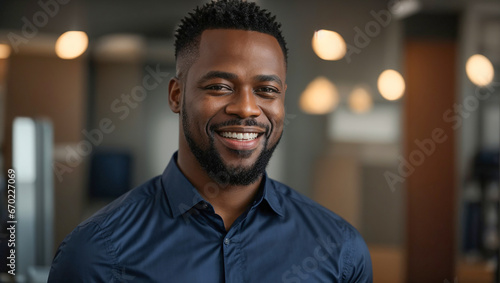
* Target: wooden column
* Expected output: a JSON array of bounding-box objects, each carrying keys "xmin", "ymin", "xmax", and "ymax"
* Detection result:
[{"xmin": 403, "ymin": 14, "xmax": 458, "ymax": 282}]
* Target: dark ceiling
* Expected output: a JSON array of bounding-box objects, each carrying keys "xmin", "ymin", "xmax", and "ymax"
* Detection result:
[
  {"xmin": 0, "ymin": 0, "xmax": 208, "ymax": 40},
  {"xmin": 0, "ymin": 0, "xmax": 468, "ymax": 42}
]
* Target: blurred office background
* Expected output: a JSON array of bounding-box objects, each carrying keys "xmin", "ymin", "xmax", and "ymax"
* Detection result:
[{"xmin": 0, "ymin": 0, "xmax": 499, "ymax": 282}]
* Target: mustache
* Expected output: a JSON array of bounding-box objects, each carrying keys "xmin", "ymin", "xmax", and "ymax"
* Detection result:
[{"xmin": 209, "ymin": 119, "xmax": 270, "ymax": 134}]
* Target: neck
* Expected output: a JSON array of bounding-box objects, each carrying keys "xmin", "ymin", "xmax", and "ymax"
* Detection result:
[
  {"xmin": 177, "ymin": 145, "xmax": 263, "ymax": 231},
  {"xmin": 200, "ymin": 179, "xmax": 262, "ymax": 231}
]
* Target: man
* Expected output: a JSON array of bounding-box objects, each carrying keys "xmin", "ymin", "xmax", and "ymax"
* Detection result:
[{"xmin": 49, "ymin": 0, "xmax": 373, "ymax": 282}]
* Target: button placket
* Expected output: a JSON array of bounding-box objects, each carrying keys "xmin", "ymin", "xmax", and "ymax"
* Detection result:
[{"xmin": 221, "ymin": 230, "xmax": 244, "ymax": 283}]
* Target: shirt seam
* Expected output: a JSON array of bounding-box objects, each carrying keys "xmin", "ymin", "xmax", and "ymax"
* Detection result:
[
  {"xmin": 341, "ymin": 227, "xmax": 355, "ymax": 283},
  {"xmin": 76, "ymin": 220, "xmax": 120, "ymax": 282},
  {"xmin": 95, "ymin": 221, "xmax": 120, "ymax": 282},
  {"xmin": 90, "ymin": 188, "xmax": 158, "ymax": 224}
]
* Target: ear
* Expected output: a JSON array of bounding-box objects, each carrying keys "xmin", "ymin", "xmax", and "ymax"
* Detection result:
[{"xmin": 168, "ymin": 77, "xmax": 182, "ymax": 113}]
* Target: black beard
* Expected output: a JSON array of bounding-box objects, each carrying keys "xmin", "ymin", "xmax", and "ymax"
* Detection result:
[{"xmin": 181, "ymin": 103, "xmax": 281, "ymax": 186}]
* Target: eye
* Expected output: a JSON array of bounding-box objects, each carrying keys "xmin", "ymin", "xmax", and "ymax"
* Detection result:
[
  {"xmin": 206, "ymin": 85, "xmax": 227, "ymax": 91},
  {"xmin": 255, "ymin": 86, "xmax": 280, "ymax": 97},
  {"xmin": 203, "ymin": 84, "xmax": 233, "ymax": 95}
]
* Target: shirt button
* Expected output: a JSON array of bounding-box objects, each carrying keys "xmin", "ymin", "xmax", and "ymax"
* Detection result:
[{"xmin": 224, "ymin": 238, "xmax": 230, "ymax": 245}]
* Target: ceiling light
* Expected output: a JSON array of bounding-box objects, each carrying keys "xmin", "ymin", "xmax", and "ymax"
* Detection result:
[
  {"xmin": 349, "ymin": 86, "xmax": 373, "ymax": 113},
  {"xmin": 466, "ymin": 54, "xmax": 494, "ymax": 87},
  {"xmin": 0, "ymin": 44, "xmax": 11, "ymax": 59},
  {"xmin": 312, "ymin": 29, "xmax": 346, "ymax": 61},
  {"xmin": 300, "ymin": 76, "xmax": 339, "ymax": 114},
  {"xmin": 377, "ymin": 69, "xmax": 405, "ymax": 101},
  {"xmin": 55, "ymin": 31, "xmax": 88, "ymax": 59}
]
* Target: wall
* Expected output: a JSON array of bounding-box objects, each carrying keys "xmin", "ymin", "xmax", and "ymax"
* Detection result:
[{"xmin": 3, "ymin": 49, "xmax": 87, "ymax": 253}]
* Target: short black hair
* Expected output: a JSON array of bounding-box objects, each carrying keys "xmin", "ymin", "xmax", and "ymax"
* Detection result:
[{"xmin": 174, "ymin": 0, "xmax": 288, "ymax": 67}]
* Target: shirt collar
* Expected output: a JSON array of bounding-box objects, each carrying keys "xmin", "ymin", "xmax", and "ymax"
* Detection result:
[
  {"xmin": 161, "ymin": 152, "xmax": 206, "ymax": 218},
  {"xmin": 256, "ymin": 172, "xmax": 284, "ymax": 217},
  {"xmin": 161, "ymin": 151, "xmax": 284, "ymax": 218}
]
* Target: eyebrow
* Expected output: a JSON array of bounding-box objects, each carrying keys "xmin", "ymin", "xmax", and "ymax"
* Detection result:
[
  {"xmin": 253, "ymin": 74, "xmax": 283, "ymax": 88},
  {"xmin": 197, "ymin": 71, "xmax": 284, "ymax": 87},
  {"xmin": 197, "ymin": 71, "xmax": 238, "ymax": 85}
]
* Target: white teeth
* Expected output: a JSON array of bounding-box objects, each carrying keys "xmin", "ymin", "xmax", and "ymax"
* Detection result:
[{"xmin": 221, "ymin": 132, "xmax": 259, "ymax": 141}]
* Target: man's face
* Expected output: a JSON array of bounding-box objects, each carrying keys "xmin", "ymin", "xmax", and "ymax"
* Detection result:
[{"xmin": 178, "ymin": 29, "xmax": 287, "ymax": 185}]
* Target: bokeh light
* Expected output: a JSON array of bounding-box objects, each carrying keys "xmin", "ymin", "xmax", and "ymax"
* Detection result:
[
  {"xmin": 312, "ymin": 29, "xmax": 346, "ymax": 61},
  {"xmin": 0, "ymin": 44, "xmax": 11, "ymax": 59},
  {"xmin": 466, "ymin": 54, "xmax": 494, "ymax": 87},
  {"xmin": 349, "ymin": 86, "xmax": 373, "ymax": 113},
  {"xmin": 55, "ymin": 31, "xmax": 88, "ymax": 59},
  {"xmin": 377, "ymin": 69, "xmax": 405, "ymax": 101},
  {"xmin": 300, "ymin": 76, "xmax": 339, "ymax": 114}
]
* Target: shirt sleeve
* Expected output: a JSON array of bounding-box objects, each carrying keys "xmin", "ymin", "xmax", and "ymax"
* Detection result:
[
  {"xmin": 342, "ymin": 228, "xmax": 373, "ymax": 283},
  {"xmin": 48, "ymin": 221, "xmax": 115, "ymax": 283}
]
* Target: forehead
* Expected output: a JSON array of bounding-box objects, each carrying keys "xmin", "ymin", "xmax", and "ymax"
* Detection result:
[{"xmin": 188, "ymin": 29, "xmax": 286, "ymax": 79}]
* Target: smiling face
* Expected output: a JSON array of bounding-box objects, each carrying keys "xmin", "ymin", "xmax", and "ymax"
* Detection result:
[{"xmin": 169, "ymin": 29, "xmax": 287, "ymax": 186}]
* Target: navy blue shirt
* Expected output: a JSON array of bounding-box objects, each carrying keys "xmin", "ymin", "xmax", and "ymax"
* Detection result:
[{"xmin": 49, "ymin": 153, "xmax": 372, "ymax": 282}]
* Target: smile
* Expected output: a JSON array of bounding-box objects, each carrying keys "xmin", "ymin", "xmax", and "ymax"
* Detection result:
[
  {"xmin": 220, "ymin": 132, "xmax": 259, "ymax": 141},
  {"xmin": 215, "ymin": 131, "xmax": 264, "ymax": 152},
  {"xmin": 213, "ymin": 124, "xmax": 267, "ymax": 151}
]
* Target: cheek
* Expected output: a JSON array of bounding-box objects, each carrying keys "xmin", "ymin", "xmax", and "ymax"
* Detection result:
[
  {"xmin": 188, "ymin": 96, "xmax": 224, "ymax": 133},
  {"xmin": 262, "ymin": 101, "xmax": 285, "ymax": 133}
]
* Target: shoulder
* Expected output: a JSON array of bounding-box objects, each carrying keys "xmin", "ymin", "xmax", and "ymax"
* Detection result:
[
  {"xmin": 48, "ymin": 220, "xmax": 116, "ymax": 282},
  {"xmin": 48, "ymin": 176, "xmax": 163, "ymax": 282},
  {"xmin": 81, "ymin": 175, "xmax": 163, "ymax": 227},
  {"xmin": 270, "ymin": 178, "xmax": 349, "ymax": 228},
  {"xmin": 270, "ymin": 179, "xmax": 373, "ymax": 282}
]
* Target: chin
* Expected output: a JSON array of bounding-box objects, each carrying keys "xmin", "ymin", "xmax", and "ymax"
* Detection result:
[{"xmin": 223, "ymin": 159, "xmax": 258, "ymax": 171}]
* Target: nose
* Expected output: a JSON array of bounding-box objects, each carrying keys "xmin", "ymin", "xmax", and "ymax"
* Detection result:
[{"xmin": 225, "ymin": 88, "xmax": 262, "ymax": 118}]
